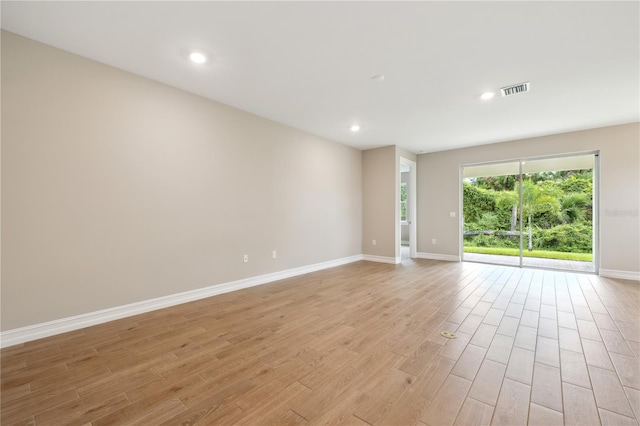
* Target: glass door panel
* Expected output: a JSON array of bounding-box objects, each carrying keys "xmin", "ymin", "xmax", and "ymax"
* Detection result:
[
  {"xmin": 521, "ymin": 155, "xmax": 595, "ymax": 272},
  {"xmin": 462, "ymin": 161, "xmax": 522, "ymax": 267}
]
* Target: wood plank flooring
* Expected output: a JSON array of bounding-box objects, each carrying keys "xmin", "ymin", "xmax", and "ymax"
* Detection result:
[{"xmin": 1, "ymin": 259, "xmax": 639, "ymax": 425}]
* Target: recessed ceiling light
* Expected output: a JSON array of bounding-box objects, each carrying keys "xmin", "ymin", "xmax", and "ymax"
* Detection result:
[
  {"xmin": 189, "ymin": 52, "xmax": 207, "ymax": 64},
  {"xmin": 350, "ymin": 124, "xmax": 360, "ymax": 132},
  {"xmin": 371, "ymin": 74, "xmax": 385, "ymax": 82},
  {"xmin": 480, "ymin": 92, "xmax": 495, "ymax": 100}
]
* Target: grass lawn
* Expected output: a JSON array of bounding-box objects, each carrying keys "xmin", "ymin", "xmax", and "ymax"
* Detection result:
[{"xmin": 464, "ymin": 246, "xmax": 593, "ymax": 262}]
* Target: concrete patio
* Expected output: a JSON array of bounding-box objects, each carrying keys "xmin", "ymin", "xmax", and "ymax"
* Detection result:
[{"xmin": 463, "ymin": 252, "xmax": 595, "ymax": 272}]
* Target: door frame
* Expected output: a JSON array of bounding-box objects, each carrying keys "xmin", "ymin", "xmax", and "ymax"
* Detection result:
[{"xmin": 399, "ymin": 157, "xmax": 417, "ymax": 259}]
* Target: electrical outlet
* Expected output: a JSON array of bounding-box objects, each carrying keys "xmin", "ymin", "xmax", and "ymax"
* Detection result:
[
  {"xmin": 449, "ymin": 212, "xmax": 456, "ymax": 218},
  {"xmin": 432, "ymin": 239, "xmax": 436, "ymax": 245},
  {"xmin": 243, "ymin": 254, "xmax": 248, "ymax": 263},
  {"xmin": 372, "ymin": 240, "xmax": 377, "ymax": 246},
  {"xmin": 272, "ymin": 250, "xmax": 277, "ymax": 259}
]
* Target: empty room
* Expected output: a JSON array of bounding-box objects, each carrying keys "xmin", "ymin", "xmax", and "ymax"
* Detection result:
[{"xmin": 1, "ymin": 2, "xmax": 639, "ymax": 425}]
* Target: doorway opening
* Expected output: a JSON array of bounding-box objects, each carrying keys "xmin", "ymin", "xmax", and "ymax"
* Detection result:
[
  {"xmin": 400, "ymin": 157, "xmax": 417, "ymax": 261},
  {"xmin": 461, "ymin": 152, "xmax": 598, "ymax": 273}
]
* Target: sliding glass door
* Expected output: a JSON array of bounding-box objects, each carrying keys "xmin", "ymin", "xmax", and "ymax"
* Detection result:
[
  {"xmin": 462, "ymin": 153, "xmax": 597, "ymax": 272},
  {"xmin": 462, "ymin": 160, "xmax": 521, "ymax": 267}
]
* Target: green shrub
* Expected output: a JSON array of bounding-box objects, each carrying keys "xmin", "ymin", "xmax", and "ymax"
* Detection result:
[
  {"xmin": 477, "ymin": 212, "xmax": 504, "ymax": 231},
  {"xmin": 533, "ymin": 210, "xmax": 562, "ymax": 229},
  {"xmin": 468, "ymin": 234, "xmax": 495, "ymax": 247},
  {"xmin": 534, "ymin": 223, "xmax": 592, "ymax": 253},
  {"xmin": 463, "ymin": 182, "xmax": 495, "ymax": 223},
  {"xmin": 559, "ymin": 177, "xmax": 592, "ymax": 197},
  {"xmin": 465, "ymin": 233, "xmax": 519, "ymax": 249},
  {"xmin": 536, "ymin": 180, "xmax": 563, "ymax": 198}
]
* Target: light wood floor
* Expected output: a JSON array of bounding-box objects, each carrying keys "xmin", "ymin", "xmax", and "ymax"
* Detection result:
[{"xmin": 2, "ymin": 260, "xmax": 639, "ymax": 425}]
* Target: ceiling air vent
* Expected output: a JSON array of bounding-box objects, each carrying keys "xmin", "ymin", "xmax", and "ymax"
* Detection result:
[{"xmin": 500, "ymin": 82, "xmax": 530, "ymax": 97}]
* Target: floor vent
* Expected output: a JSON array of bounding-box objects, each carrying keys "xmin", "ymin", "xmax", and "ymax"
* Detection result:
[{"xmin": 501, "ymin": 81, "xmax": 530, "ymax": 97}]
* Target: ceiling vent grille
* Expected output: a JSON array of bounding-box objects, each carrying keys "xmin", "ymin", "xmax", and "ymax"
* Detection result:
[{"xmin": 500, "ymin": 82, "xmax": 530, "ymax": 97}]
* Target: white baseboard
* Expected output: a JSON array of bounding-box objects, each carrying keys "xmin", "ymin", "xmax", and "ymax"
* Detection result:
[
  {"xmin": 362, "ymin": 254, "xmax": 401, "ymax": 264},
  {"xmin": 0, "ymin": 254, "xmax": 364, "ymax": 348},
  {"xmin": 416, "ymin": 252, "xmax": 461, "ymax": 262},
  {"xmin": 599, "ymin": 269, "xmax": 640, "ymax": 281}
]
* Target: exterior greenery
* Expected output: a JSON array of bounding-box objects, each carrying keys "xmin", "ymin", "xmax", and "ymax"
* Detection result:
[
  {"xmin": 400, "ymin": 182, "xmax": 407, "ymax": 222},
  {"xmin": 463, "ymin": 170, "xmax": 593, "ymax": 256}
]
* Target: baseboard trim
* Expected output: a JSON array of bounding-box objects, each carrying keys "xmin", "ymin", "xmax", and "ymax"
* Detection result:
[
  {"xmin": 362, "ymin": 254, "xmax": 401, "ymax": 264},
  {"xmin": 416, "ymin": 252, "xmax": 461, "ymax": 262},
  {"xmin": 599, "ymin": 269, "xmax": 640, "ymax": 281},
  {"xmin": 0, "ymin": 254, "xmax": 364, "ymax": 348}
]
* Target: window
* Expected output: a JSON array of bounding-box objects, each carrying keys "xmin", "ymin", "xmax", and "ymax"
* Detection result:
[{"xmin": 400, "ymin": 182, "xmax": 408, "ymax": 222}]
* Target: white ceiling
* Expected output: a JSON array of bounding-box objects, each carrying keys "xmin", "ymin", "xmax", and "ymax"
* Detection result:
[{"xmin": 2, "ymin": 1, "xmax": 638, "ymax": 153}]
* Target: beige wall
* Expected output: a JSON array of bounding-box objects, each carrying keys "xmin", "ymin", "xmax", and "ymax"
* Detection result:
[
  {"xmin": 1, "ymin": 32, "xmax": 363, "ymax": 330},
  {"xmin": 417, "ymin": 123, "xmax": 640, "ymax": 274},
  {"xmin": 362, "ymin": 146, "xmax": 417, "ymax": 260},
  {"xmin": 362, "ymin": 146, "xmax": 396, "ymax": 259}
]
